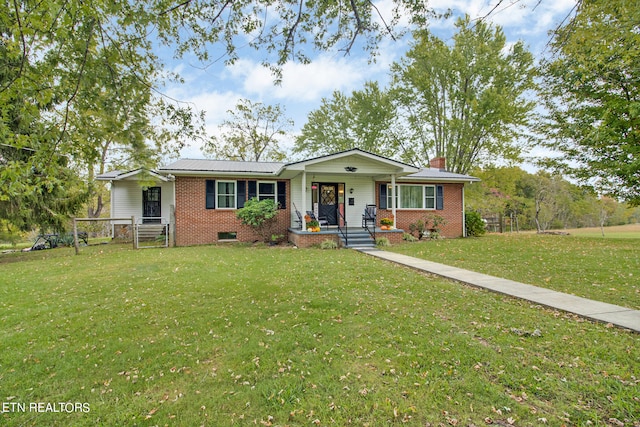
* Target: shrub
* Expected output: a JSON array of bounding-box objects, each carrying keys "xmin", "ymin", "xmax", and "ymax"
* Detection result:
[
  {"xmin": 320, "ymin": 239, "xmax": 338, "ymax": 249},
  {"xmin": 235, "ymin": 198, "xmax": 279, "ymax": 243},
  {"xmin": 465, "ymin": 210, "xmax": 486, "ymax": 237},
  {"xmin": 409, "ymin": 214, "xmax": 446, "ymax": 240},
  {"xmin": 409, "ymin": 219, "xmax": 425, "ymax": 239},
  {"xmin": 402, "ymin": 232, "xmax": 417, "ymax": 242},
  {"xmin": 375, "ymin": 237, "xmax": 390, "ymax": 247}
]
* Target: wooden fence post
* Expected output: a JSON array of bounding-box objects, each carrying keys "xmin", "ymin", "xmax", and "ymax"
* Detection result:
[
  {"xmin": 73, "ymin": 219, "xmax": 79, "ymax": 255},
  {"xmin": 132, "ymin": 216, "xmax": 137, "ymax": 249}
]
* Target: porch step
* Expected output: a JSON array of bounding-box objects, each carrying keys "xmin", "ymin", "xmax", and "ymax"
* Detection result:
[
  {"xmin": 341, "ymin": 229, "xmax": 376, "ymax": 249},
  {"xmin": 136, "ymin": 224, "xmax": 166, "ymax": 241}
]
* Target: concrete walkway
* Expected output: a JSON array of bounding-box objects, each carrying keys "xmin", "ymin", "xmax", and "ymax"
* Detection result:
[{"xmin": 358, "ymin": 248, "xmax": 640, "ymax": 333}]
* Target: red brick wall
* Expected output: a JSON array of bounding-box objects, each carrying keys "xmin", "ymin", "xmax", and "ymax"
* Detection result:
[
  {"xmin": 175, "ymin": 177, "xmax": 291, "ymax": 246},
  {"xmin": 288, "ymin": 232, "xmax": 341, "ymax": 248},
  {"xmin": 375, "ymin": 181, "xmax": 465, "ymax": 238}
]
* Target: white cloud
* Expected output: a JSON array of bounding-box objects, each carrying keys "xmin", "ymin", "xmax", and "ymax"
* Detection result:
[
  {"xmin": 226, "ymin": 55, "xmax": 373, "ymax": 103},
  {"xmin": 427, "ymin": 0, "xmax": 576, "ymax": 40}
]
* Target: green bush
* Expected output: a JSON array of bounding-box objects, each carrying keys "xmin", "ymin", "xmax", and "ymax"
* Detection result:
[
  {"xmin": 465, "ymin": 210, "xmax": 486, "ymax": 237},
  {"xmin": 402, "ymin": 232, "xmax": 417, "ymax": 242},
  {"xmin": 236, "ymin": 198, "xmax": 279, "ymax": 243},
  {"xmin": 320, "ymin": 239, "xmax": 338, "ymax": 249},
  {"xmin": 375, "ymin": 237, "xmax": 390, "ymax": 247}
]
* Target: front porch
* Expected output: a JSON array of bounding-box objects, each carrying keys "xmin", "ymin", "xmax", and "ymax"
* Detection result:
[{"xmin": 288, "ymin": 226, "xmax": 405, "ymax": 248}]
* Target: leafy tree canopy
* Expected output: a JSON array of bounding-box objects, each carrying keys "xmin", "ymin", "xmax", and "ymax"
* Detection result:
[
  {"xmin": 391, "ymin": 16, "xmax": 537, "ymax": 172},
  {"xmin": 202, "ymin": 99, "xmax": 292, "ymax": 162},
  {"xmin": 539, "ymin": 0, "xmax": 640, "ymax": 205},
  {"xmin": 293, "ymin": 81, "xmax": 400, "ymax": 158}
]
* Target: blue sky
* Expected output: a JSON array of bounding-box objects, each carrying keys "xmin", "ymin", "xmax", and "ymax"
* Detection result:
[{"xmin": 163, "ymin": 0, "xmax": 577, "ymax": 163}]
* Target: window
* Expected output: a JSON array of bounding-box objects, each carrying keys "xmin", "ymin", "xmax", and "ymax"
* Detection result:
[
  {"xmin": 385, "ymin": 184, "xmax": 441, "ymax": 210},
  {"xmin": 258, "ymin": 181, "xmax": 276, "ymax": 201},
  {"xmin": 401, "ymin": 185, "xmax": 422, "ymax": 209},
  {"xmin": 424, "ymin": 185, "xmax": 436, "ymax": 209},
  {"xmin": 206, "ymin": 180, "xmax": 216, "ymax": 209},
  {"xmin": 207, "ymin": 179, "xmax": 286, "ymax": 210},
  {"xmin": 217, "ymin": 181, "xmax": 236, "ymax": 209},
  {"xmin": 218, "ymin": 231, "xmax": 237, "ymax": 240}
]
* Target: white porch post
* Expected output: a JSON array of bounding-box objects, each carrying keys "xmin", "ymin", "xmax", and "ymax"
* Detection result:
[
  {"xmin": 301, "ymin": 171, "xmax": 307, "ymax": 224},
  {"xmin": 391, "ymin": 174, "xmax": 397, "ymax": 228}
]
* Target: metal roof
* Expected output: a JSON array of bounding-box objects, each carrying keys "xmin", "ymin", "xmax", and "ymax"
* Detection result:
[
  {"xmin": 96, "ymin": 170, "xmax": 125, "ymax": 180},
  {"xmin": 403, "ymin": 168, "xmax": 480, "ymax": 182},
  {"xmin": 159, "ymin": 159, "xmax": 284, "ymax": 174},
  {"xmin": 99, "ymin": 150, "xmax": 479, "ymax": 183}
]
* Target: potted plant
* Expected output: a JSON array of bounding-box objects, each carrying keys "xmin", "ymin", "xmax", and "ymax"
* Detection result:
[
  {"xmin": 306, "ymin": 219, "xmax": 320, "ymax": 232},
  {"xmin": 380, "ymin": 217, "xmax": 394, "ymax": 230}
]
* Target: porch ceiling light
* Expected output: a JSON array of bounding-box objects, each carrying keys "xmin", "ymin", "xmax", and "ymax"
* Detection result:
[{"xmin": 344, "ymin": 166, "xmax": 358, "ymax": 172}]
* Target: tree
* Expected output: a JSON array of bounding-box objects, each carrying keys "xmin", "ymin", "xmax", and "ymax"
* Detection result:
[
  {"xmin": 516, "ymin": 172, "xmax": 574, "ymax": 233},
  {"xmin": 539, "ymin": 0, "xmax": 640, "ymax": 206},
  {"xmin": 294, "ymin": 82, "xmax": 401, "ymax": 158},
  {"xmin": 598, "ymin": 197, "xmax": 618, "ymax": 237},
  {"xmin": 202, "ymin": 99, "xmax": 292, "ymax": 162},
  {"xmin": 391, "ymin": 16, "xmax": 536, "ymax": 172},
  {"xmin": 1, "ymin": 1, "xmax": 202, "ymax": 230}
]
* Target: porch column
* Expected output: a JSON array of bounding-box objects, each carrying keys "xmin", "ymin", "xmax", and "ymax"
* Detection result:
[
  {"xmin": 301, "ymin": 171, "xmax": 307, "ymax": 223},
  {"xmin": 391, "ymin": 173, "xmax": 397, "ymax": 228}
]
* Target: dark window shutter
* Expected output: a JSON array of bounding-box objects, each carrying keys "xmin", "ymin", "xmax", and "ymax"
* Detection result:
[
  {"xmin": 436, "ymin": 185, "xmax": 444, "ymax": 210},
  {"xmin": 379, "ymin": 184, "xmax": 387, "ymax": 209},
  {"xmin": 206, "ymin": 180, "xmax": 216, "ymax": 209},
  {"xmin": 248, "ymin": 180, "xmax": 257, "ymax": 200},
  {"xmin": 277, "ymin": 181, "xmax": 286, "ymax": 209},
  {"xmin": 237, "ymin": 180, "xmax": 246, "ymax": 208}
]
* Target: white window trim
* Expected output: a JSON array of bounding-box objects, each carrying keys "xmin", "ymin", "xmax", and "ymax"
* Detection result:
[
  {"xmin": 217, "ymin": 180, "xmax": 236, "ymax": 209},
  {"xmin": 424, "ymin": 185, "xmax": 436, "ymax": 210},
  {"xmin": 258, "ymin": 181, "xmax": 277, "ymax": 201},
  {"xmin": 388, "ymin": 184, "xmax": 437, "ymax": 210}
]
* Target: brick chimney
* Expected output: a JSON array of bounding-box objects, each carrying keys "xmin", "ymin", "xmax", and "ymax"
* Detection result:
[{"xmin": 429, "ymin": 157, "xmax": 446, "ymax": 170}]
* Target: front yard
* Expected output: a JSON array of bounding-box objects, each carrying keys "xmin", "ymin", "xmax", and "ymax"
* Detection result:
[
  {"xmin": 1, "ymin": 242, "xmax": 638, "ymax": 426},
  {"xmin": 388, "ymin": 231, "xmax": 640, "ymax": 310}
]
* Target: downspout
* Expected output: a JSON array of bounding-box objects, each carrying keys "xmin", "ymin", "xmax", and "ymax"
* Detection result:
[
  {"xmin": 391, "ymin": 174, "xmax": 396, "ymax": 228},
  {"xmin": 171, "ymin": 175, "xmax": 176, "ymax": 246},
  {"xmin": 110, "ymin": 181, "xmax": 115, "ymax": 238},
  {"xmin": 462, "ymin": 182, "xmax": 467, "ymax": 237}
]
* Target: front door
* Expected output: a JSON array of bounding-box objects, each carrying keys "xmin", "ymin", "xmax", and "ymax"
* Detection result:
[
  {"xmin": 319, "ymin": 184, "xmax": 338, "ymax": 225},
  {"xmin": 142, "ymin": 187, "xmax": 161, "ymax": 223}
]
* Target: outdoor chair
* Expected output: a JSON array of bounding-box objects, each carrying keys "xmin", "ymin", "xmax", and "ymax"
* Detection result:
[
  {"xmin": 362, "ymin": 204, "xmax": 377, "ymax": 229},
  {"xmin": 306, "ymin": 211, "xmax": 329, "ymax": 229},
  {"xmin": 294, "ymin": 208, "xmax": 304, "ymax": 230}
]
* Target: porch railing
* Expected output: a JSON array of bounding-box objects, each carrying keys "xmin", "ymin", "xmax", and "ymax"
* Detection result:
[
  {"xmin": 336, "ymin": 209, "xmax": 348, "ymax": 247},
  {"xmin": 362, "ymin": 206, "xmax": 376, "ymax": 241},
  {"xmin": 363, "ymin": 221, "xmax": 376, "ymax": 241}
]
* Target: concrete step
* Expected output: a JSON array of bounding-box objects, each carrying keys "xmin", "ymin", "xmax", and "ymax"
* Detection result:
[{"xmin": 340, "ymin": 229, "xmax": 376, "ymax": 248}]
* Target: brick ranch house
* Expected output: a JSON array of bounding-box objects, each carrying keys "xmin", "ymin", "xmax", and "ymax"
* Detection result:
[{"xmin": 97, "ymin": 149, "xmax": 479, "ymax": 247}]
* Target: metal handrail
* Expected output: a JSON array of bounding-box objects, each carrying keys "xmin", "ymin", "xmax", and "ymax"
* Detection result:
[
  {"xmin": 363, "ymin": 221, "xmax": 376, "ymax": 241},
  {"xmin": 336, "ymin": 209, "xmax": 348, "ymax": 247},
  {"xmin": 362, "ymin": 208, "xmax": 376, "ymax": 241}
]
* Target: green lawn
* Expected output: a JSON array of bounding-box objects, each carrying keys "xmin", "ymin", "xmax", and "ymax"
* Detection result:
[
  {"xmin": 1, "ymin": 243, "xmax": 639, "ymax": 426},
  {"xmin": 389, "ymin": 232, "xmax": 640, "ymax": 311}
]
